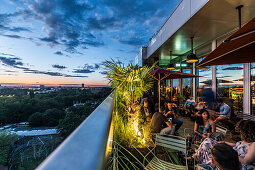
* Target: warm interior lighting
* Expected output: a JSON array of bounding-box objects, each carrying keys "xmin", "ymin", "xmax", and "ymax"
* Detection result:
[
  {"xmin": 167, "ymin": 63, "xmax": 175, "ymax": 69},
  {"xmin": 186, "ymin": 53, "xmax": 198, "ymax": 63},
  {"xmin": 186, "ymin": 37, "xmax": 198, "ymax": 63}
]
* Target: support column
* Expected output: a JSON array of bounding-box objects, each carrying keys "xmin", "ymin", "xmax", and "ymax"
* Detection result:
[
  {"xmin": 153, "ymin": 57, "xmax": 159, "ymax": 106},
  {"xmin": 243, "ymin": 63, "xmax": 251, "ymax": 114},
  {"xmin": 212, "ymin": 40, "xmax": 217, "ymax": 100},
  {"xmin": 192, "ymin": 62, "xmax": 196, "ymax": 101}
]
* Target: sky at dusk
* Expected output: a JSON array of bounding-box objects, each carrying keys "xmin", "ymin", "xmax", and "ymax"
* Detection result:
[{"xmin": 0, "ymin": 0, "xmax": 180, "ymax": 87}]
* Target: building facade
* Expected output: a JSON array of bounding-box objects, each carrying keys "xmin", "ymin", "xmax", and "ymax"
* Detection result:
[{"xmin": 135, "ymin": 0, "xmax": 255, "ymax": 115}]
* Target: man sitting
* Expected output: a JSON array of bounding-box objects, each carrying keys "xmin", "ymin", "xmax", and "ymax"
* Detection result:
[
  {"xmin": 185, "ymin": 96, "xmax": 195, "ymax": 117},
  {"xmin": 151, "ymin": 105, "xmax": 175, "ymax": 135},
  {"xmin": 141, "ymin": 100, "xmax": 152, "ymax": 122},
  {"xmin": 165, "ymin": 102, "xmax": 183, "ymax": 134},
  {"xmin": 214, "ymin": 98, "xmax": 231, "ymax": 124}
]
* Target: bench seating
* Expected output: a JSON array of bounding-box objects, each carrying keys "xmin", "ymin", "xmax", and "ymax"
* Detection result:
[
  {"xmin": 216, "ymin": 125, "xmax": 228, "ymax": 136},
  {"xmin": 144, "ymin": 135, "xmax": 187, "ymax": 170},
  {"xmin": 146, "ymin": 157, "xmax": 186, "ymax": 170}
]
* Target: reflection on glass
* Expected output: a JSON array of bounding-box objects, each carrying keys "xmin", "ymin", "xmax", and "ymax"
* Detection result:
[
  {"xmin": 182, "ymin": 69, "xmax": 192, "ymax": 99},
  {"xmin": 217, "ymin": 64, "xmax": 243, "ymax": 113},
  {"xmin": 197, "ymin": 57, "xmax": 213, "ymax": 108},
  {"xmin": 251, "ymin": 63, "xmax": 255, "ymax": 115}
]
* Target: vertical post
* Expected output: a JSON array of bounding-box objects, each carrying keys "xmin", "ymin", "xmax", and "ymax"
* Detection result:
[
  {"xmin": 244, "ymin": 64, "xmax": 251, "ymax": 114},
  {"xmin": 158, "ymin": 75, "xmax": 161, "ymax": 110},
  {"xmin": 192, "ymin": 62, "xmax": 196, "ymax": 101},
  {"xmin": 154, "ymin": 57, "xmax": 159, "ymax": 106},
  {"xmin": 236, "ymin": 5, "xmax": 243, "ymax": 29},
  {"xmin": 212, "ymin": 40, "xmax": 217, "ymax": 100}
]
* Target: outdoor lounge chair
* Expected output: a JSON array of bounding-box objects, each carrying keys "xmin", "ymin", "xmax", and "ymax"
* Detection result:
[
  {"xmin": 215, "ymin": 125, "xmax": 227, "ymax": 137},
  {"xmin": 143, "ymin": 134, "xmax": 187, "ymax": 170}
]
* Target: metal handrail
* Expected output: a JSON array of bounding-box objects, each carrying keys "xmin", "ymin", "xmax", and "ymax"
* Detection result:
[{"xmin": 36, "ymin": 94, "xmax": 114, "ymax": 170}]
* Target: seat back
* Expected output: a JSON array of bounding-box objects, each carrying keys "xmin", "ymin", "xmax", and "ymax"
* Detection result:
[
  {"xmin": 216, "ymin": 125, "xmax": 227, "ymax": 136},
  {"xmin": 237, "ymin": 113, "xmax": 255, "ymax": 121},
  {"xmin": 155, "ymin": 135, "xmax": 186, "ymax": 153}
]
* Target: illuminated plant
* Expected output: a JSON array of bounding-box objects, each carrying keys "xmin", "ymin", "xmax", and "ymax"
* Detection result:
[{"xmin": 105, "ymin": 60, "xmax": 155, "ymax": 147}]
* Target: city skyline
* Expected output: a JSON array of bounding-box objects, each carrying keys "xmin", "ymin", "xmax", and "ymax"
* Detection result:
[{"xmin": 0, "ymin": 0, "xmax": 180, "ymax": 86}]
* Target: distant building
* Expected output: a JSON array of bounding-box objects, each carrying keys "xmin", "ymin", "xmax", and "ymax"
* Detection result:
[{"xmin": 40, "ymin": 85, "xmax": 45, "ymax": 89}]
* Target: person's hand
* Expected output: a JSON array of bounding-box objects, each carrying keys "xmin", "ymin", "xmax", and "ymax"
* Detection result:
[{"xmin": 202, "ymin": 133, "xmax": 207, "ymax": 138}]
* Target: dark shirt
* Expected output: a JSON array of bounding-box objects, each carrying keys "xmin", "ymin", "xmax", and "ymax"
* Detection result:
[
  {"xmin": 151, "ymin": 112, "xmax": 168, "ymax": 133},
  {"xmin": 165, "ymin": 108, "xmax": 175, "ymax": 119}
]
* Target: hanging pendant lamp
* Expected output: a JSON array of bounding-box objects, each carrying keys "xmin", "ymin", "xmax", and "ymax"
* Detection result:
[{"xmin": 186, "ymin": 37, "xmax": 198, "ymax": 63}]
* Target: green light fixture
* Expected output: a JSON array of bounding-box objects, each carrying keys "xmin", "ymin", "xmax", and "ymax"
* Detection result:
[
  {"xmin": 167, "ymin": 51, "xmax": 175, "ymax": 70},
  {"xmin": 186, "ymin": 37, "xmax": 198, "ymax": 63}
]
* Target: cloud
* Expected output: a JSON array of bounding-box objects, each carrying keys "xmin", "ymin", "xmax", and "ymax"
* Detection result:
[
  {"xmin": 2, "ymin": 0, "xmax": 180, "ymax": 53},
  {"xmin": 222, "ymin": 67, "xmax": 243, "ymax": 71},
  {"xmin": 52, "ymin": 64, "xmax": 67, "ymax": 70},
  {"xmin": 2, "ymin": 34, "xmax": 23, "ymax": 39},
  {"xmin": 0, "ymin": 55, "xmax": 87, "ymax": 78},
  {"xmin": 54, "ymin": 51, "xmax": 63, "ymax": 55},
  {"xmin": 73, "ymin": 63, "xmax": 101, "ymax": 74},
  {"xmin": 0, "ymin": 56, "xmax": 23, "ymax": 67},
  {"xmin": 73, "ymin": 69, "xmax": 95, "ymax": 74},
  {"xmin": 23, "ymin": 69, "xmax": 88, "ymax": 78},
  {"xmin": 0, "ymin": 53, "xmax": 16, "ymax": 57}
]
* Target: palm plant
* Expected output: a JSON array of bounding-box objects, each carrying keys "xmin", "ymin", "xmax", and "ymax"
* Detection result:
[{"xmin": 105, "ymin": 60, "xmax": 155, "ymax": 147}]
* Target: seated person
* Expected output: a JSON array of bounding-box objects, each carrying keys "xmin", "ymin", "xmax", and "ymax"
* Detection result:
[
  {"xmin": 214, "ymin": 98, "xmax": 231, "ymax": 124},
  {"xmin": 185, "ymin": 96, "xmax": 195, "ymax": 117},
  {"xmin": 165, "ymin": 102, "xmax": 183, "ymax": 133},
  {"xmin": 211, "ymin": 143, "xmax": 241, "ymax": 170},
  {"xmin": 151, "ymin": 105, "xmax": 175, "ymax": 135},
  {"xmin": 188, "ymin": 109, "xmax": 223, "ymax": 143},
  {"xmin": 141, "ymin": 100, "xmax": 152, "ymax": 122},
  {"xmin": 197, "ymin": 143, "xmax": 241, "ymax": 170},
  {"xmin": 194, "ymin": 120, "xmax": 255, "ymax": 169}
]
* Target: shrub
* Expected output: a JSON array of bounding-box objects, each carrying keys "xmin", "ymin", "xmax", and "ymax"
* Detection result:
[
  {"xmin": 28, "ymin": 112, "xmax": 43, "ymax": 127},
  {"xmin": 42, "ymin": 108, "xmax": 65, "ymax": 126},
  {"xmin": 57, "ymin": 112, "xmax": 85, "ymax": 138},
  {"xmin": 0, "ymin": 130, "xmax": 18, "ymax": 165}
]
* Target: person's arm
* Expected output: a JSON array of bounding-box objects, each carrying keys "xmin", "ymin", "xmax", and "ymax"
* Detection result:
[
  {"xmin": 239, "ymin": 142, "xmax": 255, "ymax": 165},
  {"xmin": 165, "ymin": 121, "xmax": 172, "ymax": 129},
  {"xmin": 165, "ymin": 110, "xmax": 171, "ymax": 117},
  {"xmin": 220, "ymin": 141, "xmax": 236, "ymax": 147},
  {"xmin": 172, "ymin": 110, "xmax": 177, "ymax": 118},
  {"xmin": 194, "ymin": 122, "xmax": 201, "ymax": 135},
  {"xmin": 210, "ymin": 120, "xmax": 215, "ymax": 133},
  {"xmin": 218, "ymin": 105, "xmax": 228, "ymax": 115}
]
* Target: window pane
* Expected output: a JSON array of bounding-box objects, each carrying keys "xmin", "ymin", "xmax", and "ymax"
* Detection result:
[
  {"xmin": 216, "ymin": 64, "xmax": 243, "ymax": 114},
  {"xmin": 251, "ymin": 63, "xmax": 255, "ymax": 115}
]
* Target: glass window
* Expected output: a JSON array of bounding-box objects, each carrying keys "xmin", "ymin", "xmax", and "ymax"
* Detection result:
[
  {"xmin": 251, "ymin": 63, "xmax": 255, "ymax": 115},
  {"xmin": 182, "ymin": 69, "xmax": 192, "ymax": 99},
  {"xmin": 197, "ymin": 57, "xmax": 213, "ymax": 108},
  {"xmin": 217, "ymin": 64, "xmax": 243, "ymax": 114}
]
